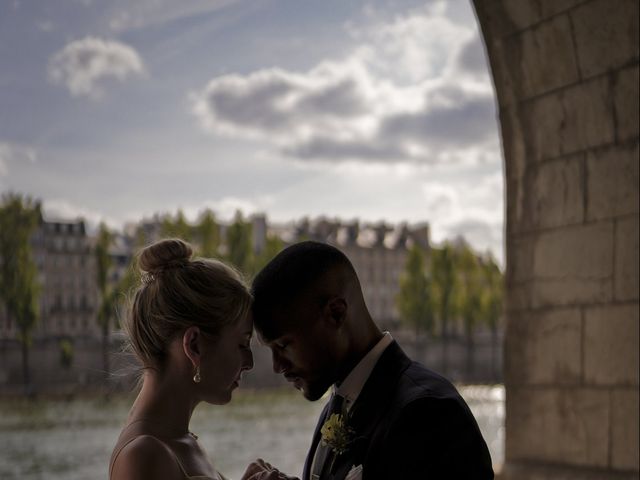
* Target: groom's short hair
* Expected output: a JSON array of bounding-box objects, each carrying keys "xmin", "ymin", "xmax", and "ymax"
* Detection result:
[{"xmin": 252, "ymin": 241, "xmax": 356, "ymax": 335}]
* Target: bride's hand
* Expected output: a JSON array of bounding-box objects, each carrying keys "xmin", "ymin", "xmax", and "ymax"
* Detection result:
[{"xmin": 241, "ymin": 458, "xmax": 299, "ymax": 480}]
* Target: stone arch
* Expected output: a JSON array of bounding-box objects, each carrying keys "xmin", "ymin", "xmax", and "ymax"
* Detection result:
[{"xmin": 473, "ymin": 1, "xmax": 639, "ymax": 478}]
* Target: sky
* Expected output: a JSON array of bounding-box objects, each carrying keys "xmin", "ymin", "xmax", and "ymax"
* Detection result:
[{"xmin": 0, "ymin": 0, "xmax": 504, "ymax": 263}]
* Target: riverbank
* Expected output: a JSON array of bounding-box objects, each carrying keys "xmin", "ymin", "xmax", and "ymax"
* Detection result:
[{"xmin": 0, "ymin": 385, "xmax": 504, "ymax": 479}]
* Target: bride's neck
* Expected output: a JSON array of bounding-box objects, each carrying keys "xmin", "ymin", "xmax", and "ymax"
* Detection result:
[{"xmin": 128, "ymin": 370, "xmax": 197, "ymax": 438}]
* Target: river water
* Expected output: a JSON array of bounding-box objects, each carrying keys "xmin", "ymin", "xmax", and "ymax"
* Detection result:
[{"xmin": 0, "ymin": 385, "xmax": 504, "ymax": 479}]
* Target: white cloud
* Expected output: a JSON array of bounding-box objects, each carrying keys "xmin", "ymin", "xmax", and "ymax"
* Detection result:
[
  {"xmin": 106, "ymin": 0, "xmax": 239, "ymax": 32},
  {"xmin": 0, "ymin": 142, "xmax": 37, "ymax": 176},
  {"xmin": 191, "ymin": 3, "xmax": 498, "ymax": 165},
  {"xmin": 43, "ymin": 198, "xmax": 113, "ymax": 228},
  {"xmin": 48, "ymin": 37, "xmax": 145, "ymax": 99}
]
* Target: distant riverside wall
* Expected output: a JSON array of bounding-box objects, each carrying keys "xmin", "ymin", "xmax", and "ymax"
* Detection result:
[{"xmin": 0, "ymin": 330, "xmax": 503, "ymax": 395}]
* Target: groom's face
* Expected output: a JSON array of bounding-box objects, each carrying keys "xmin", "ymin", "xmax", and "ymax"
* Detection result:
[{"xmin": 258, "ymin": 299, "xmax": 341, "ymax": 401}]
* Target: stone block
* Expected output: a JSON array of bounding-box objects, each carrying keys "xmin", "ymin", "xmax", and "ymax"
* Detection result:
[
  {"xmin": 584, "ymin": 304, "xmax": 640, "ymax": 386},
  {"xmin": 481, "ymin": 0, "xmax": 586, "ymax": 36},
  {"xmin": 506, "ymin": 234, "xmax": 535, "ymax": 283},
  {"xmin": 506, "ymin": 308, "xmax": 582, "ymax": 385},
  {"xmin": 587, "ymin": 143, "xmax": 640, "ymax": 221},
  {"xmin": 571, "ymin": 0, "xmax": 640, "ymax": 78},
  {"xmin": 525, "ymin": 155, "xmax": 585, "ymax": 230},
  {"xmin": 506, "ymin": 387, "xmax": 609, "ymax": 467},
  {"xmin": 522, "ymin": 77, "xmax": 614, "ymax": 161},
  {"xmin": 612, "ymin": 389, "xmax": 640, "ymax": 471},
  {"xmin": 616, "ymin": 216, "xmax": 639, "ymax": 301},
  {"xmin": 503, "ymin": 462, "xmax": 640, "ymax": 480},
  {"xmin": 531, "ymin": 223, "xmax": 613, "ymax": 306},
  {"xmin": 506, "ymin": 14, "xmax": 580, "ymax": 98},
  {"xmin": 614, "ymin": 65, "xmax": 640, "ymax": 142}
]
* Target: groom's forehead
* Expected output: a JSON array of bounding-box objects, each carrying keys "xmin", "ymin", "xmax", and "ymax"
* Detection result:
[{"xmin": 256, "ymin": 306, "xmax": 314, "ymax": 342}]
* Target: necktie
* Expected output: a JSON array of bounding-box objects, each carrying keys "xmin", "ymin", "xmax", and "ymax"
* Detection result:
[{"xmin": 311, "ymin": 394, "xmax": 345, "ymax": 479}]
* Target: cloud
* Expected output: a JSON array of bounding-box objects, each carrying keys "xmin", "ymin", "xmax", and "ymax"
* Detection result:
[
  {"xmin": 192, "ymin": 63, "xmax": 374, "ymax": 142},
  {"xmin": 0, "ymin": 142, "xmax": 37, "ymax": 176},
  {"xmin": 456, "ymin": 35, "xmax": 490, "ymax": 78},
  {"xmin": 106, "ymin": 0, "xmax": 240, "ymax": 32},
  {"xmin": 48, "ymin": 36, "xmax": 145, "ymax": 99},
  {"xmin": 191, "ymin": 4, "xmax": 498, "ymax": 165}
]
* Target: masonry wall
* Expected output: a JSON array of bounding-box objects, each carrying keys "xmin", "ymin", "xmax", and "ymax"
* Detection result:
[{"xmin": 473, "ymin": 0, "xmax": 639, "ymax": 478}]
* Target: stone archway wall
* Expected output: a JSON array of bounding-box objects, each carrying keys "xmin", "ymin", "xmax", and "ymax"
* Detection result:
[{"xmin": 472, "ymin": 1, "xmax": 639, "ymax": 479}]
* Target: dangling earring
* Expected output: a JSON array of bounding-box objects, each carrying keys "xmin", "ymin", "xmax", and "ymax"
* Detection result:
[{"xmin": 193, "ymin": 365, "xmax": 201, "ymax": 383}]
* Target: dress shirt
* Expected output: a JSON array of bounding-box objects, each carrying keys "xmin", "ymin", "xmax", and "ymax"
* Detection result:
[{"xmin": 335, "ymin": 332, "xmax": 393, "ymax": 413}]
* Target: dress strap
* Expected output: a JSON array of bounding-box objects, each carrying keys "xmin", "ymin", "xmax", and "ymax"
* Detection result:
[{"xmin": 109, "ymin": 430, "xmax": 192, "ymax": 479}]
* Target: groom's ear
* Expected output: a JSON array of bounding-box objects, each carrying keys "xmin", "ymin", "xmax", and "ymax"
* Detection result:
[
  {"xmin": 324, "ymin": 297, "xmax": 347, "ymax": 327},
  {"xmin": 182, "ymin": 326, "xmax": 202, "ymax": 365}
]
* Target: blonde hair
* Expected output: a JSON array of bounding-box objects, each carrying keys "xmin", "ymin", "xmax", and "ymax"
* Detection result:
[{"xmin": 124, "ymin": 238, "xmax": 252, "ymax": 371}]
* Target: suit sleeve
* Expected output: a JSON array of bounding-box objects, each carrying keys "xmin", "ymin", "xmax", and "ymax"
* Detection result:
[{"xmin": 380, "ymin": 397, "xmax": 494, "ymax": 479}]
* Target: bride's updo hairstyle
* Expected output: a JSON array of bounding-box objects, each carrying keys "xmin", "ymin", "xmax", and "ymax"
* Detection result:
[{"xmin": 125, "ymin": 238, "xmax": 252, "ymax": 371}]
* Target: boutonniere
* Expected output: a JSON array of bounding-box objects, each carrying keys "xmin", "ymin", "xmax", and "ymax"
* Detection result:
[{"xmin": 320, "ymin": 413, "xmax": 355, "ymax": 456}]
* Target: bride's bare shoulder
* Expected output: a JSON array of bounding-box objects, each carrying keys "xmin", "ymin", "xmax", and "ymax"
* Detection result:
[{"xmin": 110, "ymin": 435, "xmax": 183, "ymax": 480}]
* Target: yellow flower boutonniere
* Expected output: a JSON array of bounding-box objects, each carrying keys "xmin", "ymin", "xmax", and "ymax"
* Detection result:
[{"xmin": 320, "ymin": 413, "xmax": 355, "ymax": 456}]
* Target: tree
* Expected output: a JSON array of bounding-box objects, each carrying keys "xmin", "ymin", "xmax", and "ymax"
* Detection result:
[
  {"xmin": 430, "ymin": 244, "xmax": 457, "ymax": 376},
  {"xmin": 456, "ymin": 244, "xmax": 484, "ymax": 380},
  {"xmin": 95, "ymin": 223, "xmax": 114, "ymax": 382},
  {"xmin": 197, "ymin": 209, "xmax": 220, "ymax": 258},
  {"xmin": 59, "ymin": 338, "xmax": 74, "ymax": 370},
  {"xmin": 0, "ymin": 193, "xmax": 42, "ymax": 393},
  {"xmin": 396, "ymin": 244, "xmax": 434, "ymax": 359},
  {"xmin": 252, "ymin": 234, "xmax": 285, "ymax": 278},
  {"xmin": 480, "ymin": 256, "xmax": 503, "ymax": 381},
  {"xmin": 226, "ymin": 210, "xmax": 253, "ymax": 275},
  {"xmin": 161, "ymin": 210, "xmax": 192, "ymax": 240}
]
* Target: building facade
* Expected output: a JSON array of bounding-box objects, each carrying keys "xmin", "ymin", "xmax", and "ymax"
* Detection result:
[{"xmin": 0, "ymin": 219, "xmax": 99, "ymax": 341}]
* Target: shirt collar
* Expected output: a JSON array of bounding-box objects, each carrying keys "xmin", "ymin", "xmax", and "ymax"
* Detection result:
[{"xmin": 335, "ymin": 332, "xmax": 393, "ymax": 410}]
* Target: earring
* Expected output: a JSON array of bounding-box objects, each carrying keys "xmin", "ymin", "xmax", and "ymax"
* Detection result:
[{"xmin": 193, "ymin": 365, "xmax": 201, "ymax": 383}]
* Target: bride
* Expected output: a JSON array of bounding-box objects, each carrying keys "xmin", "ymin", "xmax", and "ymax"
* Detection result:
[{"xmin": 109, "ymin": 238, "xmax": 287, "ymax": 480}]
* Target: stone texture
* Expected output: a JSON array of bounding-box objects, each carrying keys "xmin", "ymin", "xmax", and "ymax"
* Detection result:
[
  {"xmin": 615, "ymin": 216, "xmax": 639, "ymax": 301},
  {"xmin": 522, "ymin": 77, "xmax": 615, "ymax": 161},
  {"xmin": 584, "ymin": 304, "xmax": 640, "ymax": 386},
  {"xmin": 507, "ymin": 233, "xmax": 535, "ymax": 283},
  {"xmin": 481, "ymin": 0, "xmax": 587, "ymax": 36},
  {"xmin": 524, "ymin": 155, "xmax": 585, "ymax": 230},
  {"xmin": 504, "ymin": 462, "xmax": 640, "ymax": 480},
  {"xmin": 587, "ymin": 143, "xmax": 640, "ymax": 221},
  {"xmin": 507, "ymin": 387, "xmax": 610, "ymax": 467},
  {"xmin": 531, "ymin": 223, "xmax": 613, "ymax": 307},
  {"xmin": 571, "ymin": 0, "xmax": 640, "ymax": 78},
  {"xmin": 506, "ymin": 308, "xmax": 582, "ymax": 385},
  {"xmin": 614, "ymin": 65, "xmax": 640, "ymax": 142},
  {"xmin": 506, "ymin": 14, "xmax": 580, "ymax": 98},
  {"xmin": 611, "ymin": 389, "xmax": 640, "ymax": 471}
]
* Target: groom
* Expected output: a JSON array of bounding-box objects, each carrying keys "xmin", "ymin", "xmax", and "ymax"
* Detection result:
[{"xmin": 249, "ymin": 241, "xmax": 493, "ymax": 479}]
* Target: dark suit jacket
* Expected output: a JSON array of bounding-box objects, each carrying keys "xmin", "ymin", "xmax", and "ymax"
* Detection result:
[{"xmin": 302, "ymin": 341, "xmax": 494, "ymax": 480}]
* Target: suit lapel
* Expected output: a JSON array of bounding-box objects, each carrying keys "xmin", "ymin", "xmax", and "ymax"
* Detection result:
[
  {"xmin": 321, "ymin": 341, "xmax": 413, "ymax": 480},
  {"xmin": 304, "ymin": 401, "xmax": 331, "ymax": 480}
]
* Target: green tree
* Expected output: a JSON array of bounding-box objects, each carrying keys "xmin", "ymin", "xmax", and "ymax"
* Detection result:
[
  {"xmin": 161, "ymin": 210, "xmax": 192, "ymax": 240},
  {"xmin": 396, "ymin": 244, "xmax": 434, "ymax": 358},
  {"xmin": 456, "ymin": 244, "xmax": 484, "ymax": 379},
  {"xmin": 95, "ymin": 223, "xmax": 114, "ymax": 382},
  {"xmin": 430, "ymin": 243, "xmax": 457, "ymax": 375},
  {"xmin": 226, "ymin": 211, "xmax": 253, "ymax": 275},
  {"xmin": 197, "ymin": 209, "xmax": 220, "ymax": 258},
  {"xmin": 0, "ymin": 193, "xmax": 42, "ymax": 393},
  {"xmin": 252, "ymin": 234, "xmax": 285, "ymax": 278},
  {"xmin": 59, "ymin": 338, "xmax": 74, "ymax": 369},
  {"xmin": 480, "ymin": 256, "xmax": 503, "ymax": 381}
]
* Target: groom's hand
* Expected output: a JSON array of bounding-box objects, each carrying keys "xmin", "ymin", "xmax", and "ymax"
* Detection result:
[{"xmin": 241, "ymin": 458, "xmax": 299, "ymax": 480}]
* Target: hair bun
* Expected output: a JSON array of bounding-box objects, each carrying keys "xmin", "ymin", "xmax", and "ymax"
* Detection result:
[{"xmin": 139, "ymin": 238, "xmax": 193, "ymax": 274}]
